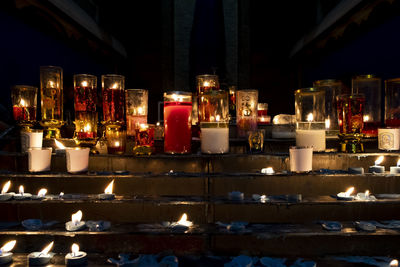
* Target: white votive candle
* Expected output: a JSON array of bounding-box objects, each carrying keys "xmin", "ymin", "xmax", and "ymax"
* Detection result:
[
  {"xmin": 28, "ymin": 148, "xmax": 52, "ymax": 172},
  {"xmin": 66, "ymin": 148, "xmax": 90, "ymax": 173},
  {"xmin": 289, "ymin": 146, "xmax": 313, "ymax": 173},
  {"xmin": 295, "ymin": 129, "xmax": 326, "ymax": 152},
  {"xmin": 20, "ymin": 130, "xmax": 43, "ymax": 153},
  {"xmin": 200, "ymin": 127, "xmax": 229, "ymax": 154},
  {"xmin": 65, "ymin": 244, "xmax": 87, "ymax": 266}
]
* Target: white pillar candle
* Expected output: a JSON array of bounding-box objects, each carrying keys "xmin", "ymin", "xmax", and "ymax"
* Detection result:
[
  {"xmin": 289, "ymin": 146, "xmax": 313, "ymax": 173},
  {"xmin": 378, "ymin": 128, "xmax": 400, "ymax": 151},
  {"xmin": 21, "ymin": 130, "xmax": 43, "ymax": 153},
  {"xmin": 295, "ymin": 129, "xmax": 326, "ymax": 152},
  {"xmin": 200, "ymin": 127, "xmax": 229, "ymax": 154},
  {"xmin": 28, "ymin": 148, "xmax": 52, "ymax": 172},
  {"xmin": 66, "ymin": 148, "xmax": 90, "ymax": 173}
]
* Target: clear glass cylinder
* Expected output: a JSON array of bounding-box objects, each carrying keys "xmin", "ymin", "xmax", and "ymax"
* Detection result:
[
  {"xmin": 11, "ymin": 85, "xmax": 37, "ymax": 127},
  {"xmin": 125, "ymin": 89, "xmax": 148, "ymax": 136},
  {"xmin": 236, "ymin": 89, "xmax": 258, "ymax": 137},
  {"xmin": 106, "ymin": 126, "xmax": 126, "ymax": 154},
  {"xmin": 196, "ymin": 74, "xmax": 220, "ymax": 95},
  {"xmin": 295, "ymin": 87, "xmax": 325, "ymax": 128},
  {"xmin": 313, "ymin": 79, "xmax": 343, "ymax": 135},
  {"xmin": 385, "ymin": 78, "xmax": 400, "ymax": 127},
  {"xmin": 199, "ymin": 90, "xmax": 229, "ymax": 154},
  {"xmin": 164, "ymin": 91, "xmax": 192, "ymax": 154},
  {"xmin": 102, "ymin": 74, "xmax": 125, "ymax": 125},
  {"xmin": 352, "ymin": 74, "xmax": 381, "ymax": 137}
]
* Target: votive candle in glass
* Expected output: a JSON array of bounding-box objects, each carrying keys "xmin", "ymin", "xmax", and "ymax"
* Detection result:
[
  {"xmin": 236, "ymin": 89, "xmax": 258, "ymax": 138},
  {"xmin": 102, "ymin": 74, "xmax": 125, "ymax": 125},
  {"xmin": 257, "ymin": 103, "xmax": 269, "ymax": 125},
  {"xmin": 11, "ymin": 85, "xmax": 37, "ymax": 129},
  {"xmin": 164, "ymin": 91, "xmax": 192, "ymax": 154},
  {"xmin": 133, "ymin": 124, "xmax": 155, "ymax": 155},
  {"xmin": 106, "ymin": 127, "xmax": 126, "ymax": 155},
  {"xmin": 125, "ymin": 89, "xmax": 148, "ymax": 137},
  {"xmin": 196, "ymin": 74, "xmax": 219, "ymax": 95}
]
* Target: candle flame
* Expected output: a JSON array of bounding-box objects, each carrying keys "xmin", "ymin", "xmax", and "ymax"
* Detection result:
[
  {"xmin": 138, "ymin": 107, "xmax": 144, "ymax": 115},
  {"xmin": 19, "ymin": 185, "xmax": 24, "ymax": 195},
  {"xmin": 111, "ymin": 83, "xmax": 118, "ymax": 89},
  {"xmin": 20, "ymin": 99, "xmax": 27, "ymax": 107},
  {"xmin": 156, "ymin": 122, "xmax": 160, "ymax": 126},
  {"xmin": 216, "ymin": 115, "xmax": 220, "ymax": 122},
  {"xmin": 345, "ymin": 187, "xmax": 354, "ymax": 197},
  {"xmin": 40, "ymin": 241, "xmax": 54, "ymax": 255},
  {"xmin": 104, "ymin": 180, "xmax": 114, "ymax": 194},
  {"xmin": 37, "ymin": 188, "xmax": 47, "ymax": 197},
  {"xmin": 390, "ymin": 259, "xmax": 399, "ymax": 267},
  {"xmin": 0, "ymin": 240, "xmax": 16, "ymax": 253},
  {"xmin": 1, "ymin": 181, "xmax": 10, "ymax": 194},
  {"xmin": 49, "ymin": 81, "xmax": 55, "ymax": 88},
  {"xmin": 325, "ymin": 118, "xmax": 331, "ymax": 129},
  {"xmin": 114, "ymin": 141, "xmax": 120, "ymax": 147},
  {"xmin": 261, "ymin": 167, "xmax": 275, "ymax": 174},
  {"xmin": 375, "ymin": 156, "xmax": 384, "ymax": 166},
  {"xmin": 55, "ymin": 139, "xmax": 66, "ymax": 149},
  {"xmin": 139, "ymin": 124, "xmax": 148, "ymax": 130},
  {"xmin": 306, "ymin": 113, "xmax": 314, "ymax": 122},
  {"xmin": 177, "ymin": 213, "xmax": 193, "ymax": 227},
  {"xmin": 203, "ymin": 81, "xmax": 210, "ymax": 87},
  {"xmin": 72, "ymin": 210, "xmax": 82, "ymax": 224},
  {"xmin": 363, "ymin": 115, "xmax": 370, "ymax": 122},
  {"xmin": 83, "ymin": 124, "xmax": 91, "ymax": 132},
  {"xmin": 71, "ymin": 243, "xmax": 79, "ymax": 255},
  {"xmin": 171, "ymin": 94, "xmax": 183, "ymax": 102},
  {"xmin": 81, "ymin": 81, "xmax": 88, "ymax": 87},
  {"xmin": 365, "ymin": 190, "xmax": 370, "ymax": 198}
]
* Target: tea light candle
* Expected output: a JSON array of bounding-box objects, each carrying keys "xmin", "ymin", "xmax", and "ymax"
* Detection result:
[
  {"xmin": 390, "ymin": 159, "xmax": 400, "ymax": 174},
  {"xmin": 65, "ymin": 210, "xmax": 86, "ymax": 231},
  {"xmin": 0, "ymin": 240, "xmax": 16, "ymax": 265},
  {"xmin": 98, "ymin": 180, "xmax": 115, "ymax": 200},
  {"xmin": 13, "ymin": 185, "xmax": 32, "ymax": 200},
  {"xmin": 28, "ymin": 241, "xmax": 54, "ymax": 266},
  {"xmin": 355, "ymin": 190, "xmax": 376, "ymax": 201},
  {"xmin": 348, "ymin": 167, "xmax": 364, "ymax": 174},
  {"xmin": 65, "ymin": 244, "xmax": 87, "ymax": 266},
  {"xmin": 368, "ymin": 156, "xmax": 385, "ymax": 173},
  {"xmin": 66, "ymin": 148, "xmax": 90, "ymax": 173},
  {"xmin": 337, "ymin": 187, "xmax": 355, "ymax": 201},
  {"xmin": 28, "ymin": 147, "xmax": 52, "ymax": 172},
  {"xmin": 261, "ymin": 167, "xmax": 275, "ymax": 175},
  {"xmin": 32, "ymin": 188, "xmax": 47, "ymax": 200},
  {"xmin": 171, "ymin": 213, "xmax": 193, "ymax": 231},
  {"xmin": 289, "ymin": 146, "xmax": 313, "ymax": 173},
  {"xmin": 0, "ymin": 181, "xmax": 13, "ymax": 201}
]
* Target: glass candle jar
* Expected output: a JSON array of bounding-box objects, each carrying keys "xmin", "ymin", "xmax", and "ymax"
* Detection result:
[
  {"xmin": 164, "ymin": 91, "xmax": 192, "ymax": 154},
  {"xmin": 352, "ymin": 74, "xmax": 381, "ymax": 137},
  {"xmin": 196, "ymin": 74, "xmax": 220, "ymax": 95},
  {"xmin": 102, "ymin": 74, "xmax": 125, "ymax": 126},
  {"xmin": 106, "ymin": 127, "xmax": 126, "ymax": 155},
  {"xmin": 73, "ymin": 74, "xmax": 97, "ymax": 146},
  {"xmin": 313, "ymin": 79, "xmax": 343, "ymax": 136},
  {"xmin": 40, "ymin": 66, "xmax": 63, "ymax": 138},
  {"xmin": 11, "ymin": 85, "xmax": 37, "ymax": 129},
  {"xmin": 385, "ymin": 78, "xmax": 400, "ymax": 128},
  {"xmin": 125, "ymin": 89, "xmax": 148, "ymax": 137},
  {"xmin": 199, "ymin": 90, "xmax": 229, "ymax": 154},
  {"xmin": 294, "ymin": 87, "xmax": 326, "ymax": 152},
  {"xmin": 236, "ymin": 89, "xmax": 258, "ymax": 138},
  {"xmin": 257, "ymin": 103, "xmax": 270, "ymax": 125},
  {"xmin": 132, "ymin": 123, "xmax": 155, "ymax": 155}
]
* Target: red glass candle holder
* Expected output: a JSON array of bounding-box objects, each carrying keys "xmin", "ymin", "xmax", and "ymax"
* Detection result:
[
  {"xmin": 125, "ymin": 89, "xmax": 148, "ymax": 137},
  {"xmin": 133, "ymin": 124, "xmax": 155, "ymax": 155},
  {"xmin": 106, "ymin": 126, "xmax": 126, "ymax": 155},
  {"xmin": 102, "ymin": 74, "xmax": 125, "ymax": 125},
  {"xmin": 11, "ymin": 85, "xmax": 37, "ymax": 129}
]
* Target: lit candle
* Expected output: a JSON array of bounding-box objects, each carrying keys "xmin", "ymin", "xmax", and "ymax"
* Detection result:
[
  {"xmin": 390, "ymin": 259, "xmax": 399, "ymax": 267},
  {"xmin": 65, "ymin": 210, "xmax": 86, "ymax": 231},
  {"xmin": 55, "ymin": 139, "xmax": 66, "ymax": 154},
  {"xmin": 65, "ymin": 243, "xmax": 87, "ymax": 266},
  {"xmin": 0, "ymin": 240, "xmax": 16, "ymax": 265},
  {"xmin": 390, "ymin": 159, "xmax": 400, "ymax": 174},
  {"xmin": 32, "ymin": 188, "xmax": 47, "ymax": 200},
  {"xmin": 368, "ymin": 156, "xmax": 385, "ymax": 173},
  {"xmin": 98, "ymin": 180, "xmax": 115, "ymax": 200},
  {"xmin": 355, "ymin": 190, "xmax": 376, "ymax": 201},
  {"xmin": 261, "ymin": 167, "xmax": 275, "ymax": 175},
  {"xmin": 171, "ymin": 213, "xmax": 193, "ymax": 231},
  {"xmin": 13, "ymin": 185, "xmax": 32, "ymax": 200},
  {"xmin": 0, "ymin": 181, "xmax": 13, "ymax": 201},
  {"xmin": 295, "ymin": 113, "xmax": 326, "ymax": 152},
  {"xmin": 28, "ymin": 241, "xmax": 54, "ymax": 266},
  {"xmin": 337, "ymin": 187, "xmax": 355, "ymax": 201}
]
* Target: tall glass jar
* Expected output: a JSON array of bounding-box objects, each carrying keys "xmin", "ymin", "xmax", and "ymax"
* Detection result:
[
  {"xmin": 352, "ymin": 74, "xmax": 381, "ymax": 137},
  {"xmin": 125, "ymin": 89, "xmax": 148, "ymax": 137},
  {"xmin": 313, "ymin": 79, "xmax": 343, "ymax": 136},
  {"xmin": 294, "ymin": 87, "xmax": 326, "ymax": 152},
  {"xmin": 199, "ymin": 90, "xmax": 229, "ymax": 154},
  {"xmin": 236, "ymin": 89, "xmax": 258, "ymax": 138},
  {"xmin": 73, "ymin": 74, "xmax": 97, "ymax": 146},
  {"xmin": 164, "ymin": 91, "xmax": 192, "ymax": 154},
  {"xmin": 11, "ymin": 85, "xmax": 37, "ymax": 130},
  {"xmin": 40, "ymin": 66, "xmax": 63, "ymax": 139},
  {"xmin": 385, "ymin": 78, "xmax": 400, "ymax": 127},
  {"xmin": 102, "ymin": 74, "xmax": 125, "ymax": 126}
]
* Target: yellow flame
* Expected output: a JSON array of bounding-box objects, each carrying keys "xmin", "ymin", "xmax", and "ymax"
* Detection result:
[
  {"xmin": 137, "ymin": 107, "xmax": 144, "ymax": 115},
  {"xmin": 55, "ymin": 139, "xmax": 66, "ymax": 149},
  {"xmin": 171, "ymin": 94, "xmax": 183, "ymax": 102},
  {"xmin": 390, "ymin": 259, "xmax": 399, "ymax": 267},
  {"xmin": 375, "ymin": 156, "xmax": 384, "ymax": 165},
  {"xmin": 306, "ymin": 113, "xmax": 314, "ymax": 122},
  {"xmin": 263, "ymin": 167, "xmax": 274, "ymax": 174},
  {"xmin": 81, "ymin": 81, "xmax": 88, "ymax": 87},
  {"xmin": 156, "ymin": 122, "xmax": 160, "ymax": 126},
  {"xmin": 325, "ymin": 118, "xmax": 331, "ymax": 129},
  {"xmin": 114, "ymin": 141, "xmax": 120, "ymax": 147},
  {"xmin": 216, "ymin": 115, "xmax": 220, "ymax": 122},
  {"xmin": 83, "ymin": 124, "xmax": 91, "ymax": 132},
  {"xmin": 203, "ymin": 81, "xmax": 210, "ymax": 87},
  {"xmin": 49, "ymin": 81, "xmax": 55, "ymax": 88},
  {"xmin": 72, "ymin": 210, "xmax": 82, "ymax": 224},
  {"xmin": 363, "ymin": 115, "xmax": 370, "ymax": 122},
  {"xmin": 139, "ymin": 124, "xmax": 148, "ymax": 130},
  {"xmin": 365, "ymin": 190, "xmax": 370, "ymax": 198},
  {"xmin": 20, "ymin": 99, "xmax": 27, "ymax": 107},
  {"xmin": 37, "ymin": 188, "xmax": 47, "ymax": 197},
  {"xmin": 1, "ymin": 240, "xmax": 16, "ymax": 253},
  {"xmin": 40, "ymin": 241, "xmax": 54, "ymax": 255},
  {"xmin": 104, "ymin": 180, "xmax": 114, "ymax": 194},
  {"xmin": 71, "ymin": 243, "xmax": 79, "ymax": 255},
  {"xmin": 19, "ymin": 185, "xmax": 24, "ymax": 195},
  {"xmin": 345, "ymin": 187, "xmax": 354, "ymax": 197},
  {"xmin": 111, "ymin": 83, "xmax": 118, "ymax": 89},
  {"xmin": 1, "ymin": 181, "xmax": 10, "ymax": 194},
  {"xmin": 177, "ymin": 213, "xmax": 193, "ymax": 227}
]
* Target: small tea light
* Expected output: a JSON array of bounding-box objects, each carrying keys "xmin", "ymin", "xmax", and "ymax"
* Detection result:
[
  {"xmin": 66, "ymin": 148, "xmax": 90, "ymax": 173},
  {"xmin": 98, "ymin": 180, "xmax": 115, "ymax": 200},
  {"xmin": 32, "ymin": 188, "xmax": 47, "ymax": 200},
  {"xmin": 28, "ymin": 241, "xmax": 54, "ymax": 266},
  {"xmin": 0, "ymin": 181, "xmax": 13, "ymax": 201},
  {"xmin": 348, "ymin": 167, "xmax": 364, "ymax": 174},
  {"xmin": 171, "ymin": 213, "xmax": 193, "ymax": 231},
  {"xmin": 65, "ymin": 210, "xmax": 86, "ymax": 232},
  {"xmin": 390, "ymin": 159, "xmax": 400, "ymax": 174},
  {"xmin": 0, "ymin": 240, "xmax": 16, "ymax": 265},
  {"xmin": 261, "ymin": 167, "xmax": 275, "ymax": 175},
  {"xmin": 337, "ymin": 187, "xmax": 355, "ymax": 201},
  {"xmin": 355, "ymin": 190, "xmax": 376, "ymax": 201},
  {"xmin": 13, "ymin": 185, "xmax": 32, "ymax": 200},
  {"xmin": 368, "ymin": 156, "xmax": 385, "ymax": 173},
  {"xmin": 65, "ymin": 243, "xmax": 87, "ymax": 266},
  {"xmin": 28, "ymin": 147, "xmax": 52, "ymax": 172}
]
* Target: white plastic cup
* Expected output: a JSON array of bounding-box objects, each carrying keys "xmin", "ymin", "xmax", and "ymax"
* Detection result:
[
  {"xmin": 66, "ymin": 148, "xmax": 90, "ymax": 173},
  {"xmin": 21, "ymin": 130, "xmax": 43, "ymax": 153},
  {"xmin": 28, "ymin": 147, "xmax": 52, "ymax": 172},
  {"xmin": 289, "ymin": 146, "xmax": 313, "ymax": 173}
]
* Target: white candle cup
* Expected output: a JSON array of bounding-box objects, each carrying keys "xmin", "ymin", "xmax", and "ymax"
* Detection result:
[
  {"xmin": 336, "ymin": 193, "xmax": 354, "ymax": 201},
  {"xmin": 28, "ymin": 148, "xmax": 52, "ymax": 172},
  {"xmin": 0, "ymin": 252, "xmax": 13, "ymax": 265},
  {"xmin": 295, "ymin": 129, "xmax": 326, "ymax": 152},
  {"xmin": 65, "ymin": 251, "xmax": 87, "ymax": 266},
  {"xmin": 21, "ymin": 130, "xmax": 43, "ymax": 153},
  {"xmin": 368, "ymin": 165, "xmax": 385, "ymax": 173},
  {"xmin": 378, "ymin": 128, "xmax": 400, "ymax": 151},
  {"xmin": 98, "ymin": 193, "xmax": 115, "ymax": 200},
  {"xmin": 289, "ymin": 146, "xmax": 313, "ymax": 173},
  {"xmin": 0, "ymin": 193, "xmax": 14, "ymax": 201},
  {"xmin": 65, "ymin": 221, "xmax": 86, "ymax": 232},
  {"xmin": 200, "ymin": 126, "xmax": 229, "ymax": 154},
  {"xmin": 28, "ymin": 252, "xmax": 54, "ymax": 265},
  {"xmin": 390, "ymin": 166, "xmax": 400, "ymax": 174},
  {"xmin": 348, "ymin": 167, "xmax": 364, "ymax": 174},
  {"xmin": 13, "ymin": 193, "xmax": 32, "ymax": 200},
  {"xmin": 66, "ymin": 148, "xmax": 90, "ymax": 173}
]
